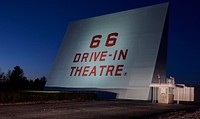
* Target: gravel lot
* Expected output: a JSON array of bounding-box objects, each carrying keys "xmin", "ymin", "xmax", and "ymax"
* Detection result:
[
  {"xmin": 0, "ymin": 100, "xmax": 199, "ymax": 119},
  {"xmin": 151, "ymin": 108, "xmax": 200, "ymax": 119}
]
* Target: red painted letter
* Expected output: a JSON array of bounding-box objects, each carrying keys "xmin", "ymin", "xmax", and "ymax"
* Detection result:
[
  {"xmin": 115, "ymin": 65, "xmax": 123, "ymax": 76},
  {"xmin": 89, "ymin": 66, "xmax": 96, "ymax": 76},
  {"xmin": 105, "ymin": 32, "xmax": 118, "ymax": 47},
  {"xmin": 90, "ymin": 35, "xmax": 102, "ymax": 48},
  {"xmin": 81, "ymin": 52, "xmax": 89, "ymax": 62},
  {"xmin": 82, "ymin": 66, "xmax": 90, "ymax": 76},
  {"xmin": 70, "ymin": 67, "xmax": 76, "ymax": 76},
  {"xmin": 73, "ymin": 53, "xmax": 81, "ymax": 62},
  {"xmin": 106, "ymin": 65, "xmax": 114, "ymax": 76},
  {"xmin": 100, "ymin": 65, "xmax": 107, "ymax": 76},
  {"xmin": 100, "ymin": 51, "xmax": 107, "ymax": 61}
]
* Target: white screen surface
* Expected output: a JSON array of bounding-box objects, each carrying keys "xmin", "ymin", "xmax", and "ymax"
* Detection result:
[{"xmin": 47, "ymin": 3, "xmax": 168, "ymax": 92}]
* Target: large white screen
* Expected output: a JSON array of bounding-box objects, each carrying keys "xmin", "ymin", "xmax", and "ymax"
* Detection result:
[{"xmin": 47, "ymin": 3, "xmax": 168, "ymax": 93}]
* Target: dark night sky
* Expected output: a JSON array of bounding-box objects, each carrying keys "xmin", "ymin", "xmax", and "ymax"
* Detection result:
[{"xmin": 0, "ymin": 0, "xmax": 200, "ymax": 85}]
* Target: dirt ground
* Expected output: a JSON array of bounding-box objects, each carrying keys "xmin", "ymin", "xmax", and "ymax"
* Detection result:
[{"xmin": 0, "ymin": 100, "xmax": 199, "ymax": 119}]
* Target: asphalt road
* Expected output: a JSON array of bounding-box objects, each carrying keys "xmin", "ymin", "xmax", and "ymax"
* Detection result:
[{"xmin": 0, "ymin": 100, "xmax": 198, "ymax": 119}]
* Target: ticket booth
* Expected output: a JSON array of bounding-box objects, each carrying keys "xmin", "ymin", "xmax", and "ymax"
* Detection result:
[
  {"xmin": 158, "ymin": 85, "xmax": 174, "ymax": 103},
  {"xmin": 150, "ymin": 78, "xmax": 176, "ymax": 104}
]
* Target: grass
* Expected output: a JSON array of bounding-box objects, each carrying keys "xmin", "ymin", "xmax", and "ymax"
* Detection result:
[{"xmin": 0, "ymin": 91, "xmax": 96, "ymax": 103}]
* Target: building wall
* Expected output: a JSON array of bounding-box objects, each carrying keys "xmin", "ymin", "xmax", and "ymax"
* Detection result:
[{"xmin": 174, "ymin": 85, "xmax": 194, "ymax": 102}]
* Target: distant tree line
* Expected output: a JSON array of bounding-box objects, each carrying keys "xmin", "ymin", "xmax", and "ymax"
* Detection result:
[{"xmin": 0, "ymin": 66, "xmax": 46, "ymax": 91}]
